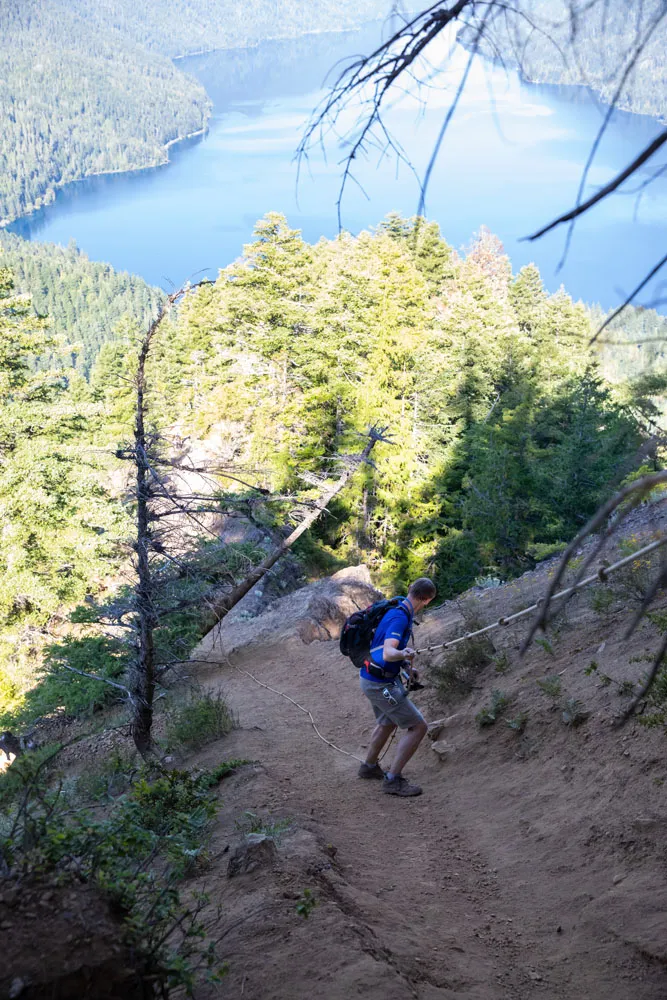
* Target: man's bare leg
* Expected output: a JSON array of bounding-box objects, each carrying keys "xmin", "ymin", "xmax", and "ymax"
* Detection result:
[
  {"xmin": 388, "ymin": 719, "xmax": 428, "ymax": 776},
  {"xmin": 365, "ymin": 722, "xmax": 396, "ymax": 765}
]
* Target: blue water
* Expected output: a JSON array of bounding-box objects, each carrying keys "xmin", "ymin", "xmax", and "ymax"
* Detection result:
[{"xmin": 10, "ymin": 25, "xmax": 667, "ymax": 310}]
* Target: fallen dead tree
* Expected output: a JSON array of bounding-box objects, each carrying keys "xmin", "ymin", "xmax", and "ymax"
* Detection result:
[{"xmin": 208, "ymin": 425, "xmax": 391, "ymax": 622}]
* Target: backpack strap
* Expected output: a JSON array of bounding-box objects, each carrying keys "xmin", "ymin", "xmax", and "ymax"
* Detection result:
[{"xmin": 370, "ymin": 598, "xmax": 413, "ymax": 656}]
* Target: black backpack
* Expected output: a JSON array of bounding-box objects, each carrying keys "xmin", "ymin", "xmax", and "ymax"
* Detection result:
[{"xmin": 339, "ymin": 598, "xmax": 409, "ymax": 669}]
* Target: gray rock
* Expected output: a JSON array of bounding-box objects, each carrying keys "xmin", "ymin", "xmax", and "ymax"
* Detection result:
[{"xmin": 194, "ymin": 564, "xmax": 382, "ymax": 660}]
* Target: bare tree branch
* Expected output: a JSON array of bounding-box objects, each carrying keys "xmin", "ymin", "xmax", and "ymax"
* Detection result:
[
  {"xmin": 527, "ymin": 130, "xmax": 667, "ymax": 242},
  {"xmin": 299, "ymin": 0, "xmax": 667, "ymax": 315},
  {"xmin": 58, "ymin": 662, "xmax": 137, "ymax": 704},
  {"xmin": 522, "ymin": 470, "xmax": 667, "ymax": 651},
  {"xmin": 209, "ymin": 425, "xmax": 394, "ymax": 619}
]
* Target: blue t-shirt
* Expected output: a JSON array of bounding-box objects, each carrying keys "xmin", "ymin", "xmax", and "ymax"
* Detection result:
[{"xmin": 359, "ymin": 598, "xmax": 413, "ymax": 681}]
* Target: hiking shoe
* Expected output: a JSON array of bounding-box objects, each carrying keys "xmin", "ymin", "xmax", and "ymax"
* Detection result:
[
  {"xmin": 382, "ymin": 775, "xmax": 422, "ymax": 797},
  {"xmin": 358, "ymin": 762, "xmax": 386, "ymax": 780}
]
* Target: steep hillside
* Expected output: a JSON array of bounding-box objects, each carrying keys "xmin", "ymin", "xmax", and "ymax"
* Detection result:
[
  {"xmin": 0, "ymin": 233, "xmax": 164, "ymax": 372},
  {"xmin": 23, "ymin": 508, "xmax": 667, "ymax": 999},
  {"xmin": 182, "ymin": 504, "xmax": 667, "ymax": 997}
]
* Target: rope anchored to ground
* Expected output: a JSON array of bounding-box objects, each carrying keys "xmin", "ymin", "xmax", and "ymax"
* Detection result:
[
  {"xmin": 218, "ymin": 535, "xmax": 665, "ymax": 763},
  {"xmin": 415, "ymin": 535, "xmax": 666, "ymax": 655}
]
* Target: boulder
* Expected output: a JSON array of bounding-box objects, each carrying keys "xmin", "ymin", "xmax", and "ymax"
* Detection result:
[
  {"xmin": 194, "ymin": 565, "xmax": 382, "ymax": 660},
  {"xmin": 426, "ymin": 714, "xmax": 462, "ymax": 740},
  {"xmin": 431, "ymin": 740, "xmax": 455, "ymax": 760}
]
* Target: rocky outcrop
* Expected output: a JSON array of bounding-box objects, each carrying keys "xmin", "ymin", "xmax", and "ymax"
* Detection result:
[{"xmin": 193, "ymin": 565, "xmax": 381, "ymax": 660}]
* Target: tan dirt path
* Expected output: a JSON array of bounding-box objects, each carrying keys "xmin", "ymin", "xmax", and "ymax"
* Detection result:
[{"xmin": 190, "ymin": 630, "xmax": 667, "ymax": 1000}]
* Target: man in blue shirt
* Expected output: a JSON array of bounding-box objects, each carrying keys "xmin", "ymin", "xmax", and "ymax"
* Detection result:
[{"xmin": 358, "ymin": 577, "xmax": 436, "ymax": 796}]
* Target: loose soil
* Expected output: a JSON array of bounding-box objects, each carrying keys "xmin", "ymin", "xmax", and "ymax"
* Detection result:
[
  {"xmin": 181, "ymin": 537, "xmax": 667, "ymax": 999},
  {"xmin": 1, "ymin": 881, "xmax": 149, "ymax": 999}
]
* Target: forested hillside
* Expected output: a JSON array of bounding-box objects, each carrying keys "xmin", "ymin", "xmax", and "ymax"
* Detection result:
[
  {"xmin": 1, "ymin": 212, "xmax": 663, "ymax": 725},
  {"xmin": 0, "ymin": 264, "xmax": 127, "ymax": 716},
  {"xmin": 462, "ymin": 0, "xmax": 667, "ymax": 118},
  {"xmin": 0, "ymin": 8, "xmax": 210, "ymax": 224},
  {"xmin": 0, "ymin": 0, "xmax": 394, "ymax": 224},
  {"xmin": 0, "ymin": 234, "xmax": 164, "ymax": 373},
  {"xmin": 150, "ymin": 214, "xmax": 657, "ymax": 595},
  {"xmin": 594, "ymin": 304, "xmax": 667, "ymax": 383}
]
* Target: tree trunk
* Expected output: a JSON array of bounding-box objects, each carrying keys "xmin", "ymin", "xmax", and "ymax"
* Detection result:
[
  {"xmin": 129, "ymin": 311, "xmax": 162, "ymax": 756},
  {"xmin": 211, "ymin": 434, "xmax": 380, "ymax": 620}
]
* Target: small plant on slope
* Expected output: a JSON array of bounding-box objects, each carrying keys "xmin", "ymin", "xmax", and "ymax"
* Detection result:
[
  {"xmin": 505, "ymin": 710, "xmax": 529, "ymax": 733},
  {"xmin": 589, "ymin": 586, "xmax": 614, "ymax": 614},
  {"xmin": 166, "ymin": 688, "xmax": 236, "ymax": 751},
  {"xmin": 234, "ymin": 810, "xmax": 291, "ymax": 843},
  {"xmin": 476, "ymin": 690, "xmax": 511, "ymax": 728},
  {"xmin": 537, "ymin": 675, "xmax": 562, "ymax": 700},
  {"xmin": 493, "ymin": 652, "xmax": 512, "ymax": 675},
  {"xmin": 561, "ymin": 698, "xmax": 590, "ymax": 727},
  {"xmin": 296, "ymin": 889, "xmax": 318, "ymax": 919},
  {"xmin": 431, "ymin": 636, "xmax": 494, "ymax": 701},
  {"xmin": 534, "ymin": 636, "xmax": 555, "ymax": 657}
]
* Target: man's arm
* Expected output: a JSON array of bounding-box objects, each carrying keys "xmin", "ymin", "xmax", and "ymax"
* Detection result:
[{"xmin": 382, "ymin": 637, "xmax": 415, "ymax": 663}]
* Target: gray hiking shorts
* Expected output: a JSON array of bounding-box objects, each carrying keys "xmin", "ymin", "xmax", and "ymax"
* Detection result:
[{"xmin": 360, "ymin": 675, "xmax": 425, "ymax": 729}]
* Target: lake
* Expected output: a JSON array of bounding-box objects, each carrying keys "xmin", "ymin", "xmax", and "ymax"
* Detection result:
[{"xmin": 9, "ymin": 24, "xmax": 667, "ymax": 310}]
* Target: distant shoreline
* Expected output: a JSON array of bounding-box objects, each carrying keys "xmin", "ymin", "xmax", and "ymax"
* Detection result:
[
  {"xmin": 86, "ymin": 125, "xmax": 209, "ymax": 177},
  {"xmin": 170, "ymin": 18, "xmax": 390, "ymax": 62},
  {"xmin": 2, "ymin": 126, "xmax": 209, "ymax": 230},
  {"xmin": 4, "ymin": 21, "xmax": 386, "ymax": 230},
  {"xmin": 3, "ymin": 21, "xmax": 384, "ymax": 230}
]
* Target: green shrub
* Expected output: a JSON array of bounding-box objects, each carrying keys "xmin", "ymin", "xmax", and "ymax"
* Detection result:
[
  {"xmin": 1, "ymin": 635, "xmax": 131, "ymax": 730},
  {"xmin": 474, "ymin": 575, "xmax": 503, "ymax": 590},
  {"xmin": 526, "ymin": 541, "xmax": 567, "ymax": 562},
  {"xmin": 534, "ymin": 636, "xmax": 555, "ymax": 657},
  {"xmin": 561, "ymin": 698, "xmax": 590, "ymax": 726},
  {"xmin": 612, "ymin": 535, "xmax": 660, "ymax": 602},
  {"xmin": 0, "ymin": 743, "xmax": 62, "ymax": 809},
  {"xmin": 505, "ymin": 710, "xmax": 529, "ymax": 733},
  {"xmin": 1, "ymin": 755, "xmax": 245, "ymax": 992},
  {"xmin": 537, "ymin": 675, "xmax": 562, "ymax": 699},
  {"xmin": 166, "ymin": 689, "xmax": 236, "ymax": 750},
  {"xmin": 430, "ymin": 636, "xmax": 494, "ymax": 701},
  {"xmin": 296, "ymin": 889, "xmax": 318, "ymax": 919},
  {"xmin": 234, "ymin": 810, "xmax": 291, "ymax": 842},
  {"xmin": 199, "ymin": 759, "xmax": 252, "ymax": 786},
  {"xmin": 589, "ymin": 586, "xmax": 614, "ymax": 613},
  {"xmin": 475, "ymin": 690, "xmax": 511, "ymax": 727},
  {"xmin": 74, "ymin": 749, "xmax": 136, "ymax": 802},
  {"xmin": 493, "ymin": 652, "xmax": 512, "ymax": 675}
]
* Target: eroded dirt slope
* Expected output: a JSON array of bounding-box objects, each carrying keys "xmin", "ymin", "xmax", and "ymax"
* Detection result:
[{"xmin": 184, "ymin": 548, "xmax": 667, "ymax": 999}]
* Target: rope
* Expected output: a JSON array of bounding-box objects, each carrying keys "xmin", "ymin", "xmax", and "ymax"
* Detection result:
[
  {"xmin": 216, "ymin": 535, "xmax": 663, "ymax": 765},
  {"xmin": 226, "ymin": 656, "xmax": 366, "ymax": 763},
  {"xmin": 415, "ymin": 535, "xmax": 666, "ymax": 654}
]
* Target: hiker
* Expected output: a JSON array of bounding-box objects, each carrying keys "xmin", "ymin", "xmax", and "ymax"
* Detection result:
[{"xmin": 358, "ymin": 577, "xmax": 436, "ymax": 797}]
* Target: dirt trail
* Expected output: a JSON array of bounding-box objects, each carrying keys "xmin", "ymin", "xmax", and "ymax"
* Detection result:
[{"xmin": 186, "ymin": 579, "xmax": 667, "ymax": 1000}]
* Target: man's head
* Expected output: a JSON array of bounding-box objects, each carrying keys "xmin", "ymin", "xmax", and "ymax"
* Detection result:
[{"xmin": 407, "ymin": 577, "xmax": 436, "ymax": 612}]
